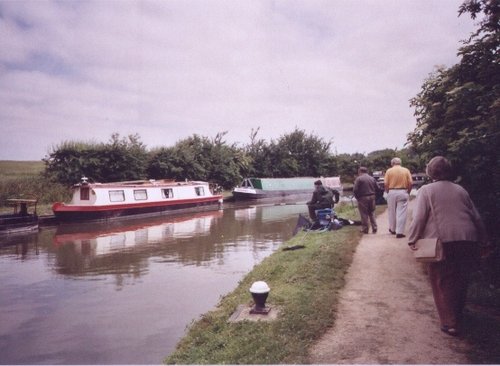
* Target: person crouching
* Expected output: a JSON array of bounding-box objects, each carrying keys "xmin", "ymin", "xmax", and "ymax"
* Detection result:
[{"xmin": 307, "ymin": 180, "xmax": 334, "ymax": 220}]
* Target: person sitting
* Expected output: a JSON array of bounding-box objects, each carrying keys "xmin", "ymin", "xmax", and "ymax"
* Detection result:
[{"xmin": 307, "ymin": 180, "xmax": 334, "ymax": 220}]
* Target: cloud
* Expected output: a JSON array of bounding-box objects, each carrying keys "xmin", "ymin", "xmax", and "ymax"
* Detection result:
[{"xmin": 0, "ymin": 0, "xmax": 477, "ymax": 160}]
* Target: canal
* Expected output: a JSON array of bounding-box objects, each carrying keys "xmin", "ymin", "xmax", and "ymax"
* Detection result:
[{"xmin": 0, "ymin": 202, "xmax": 308, "ymax": 364}]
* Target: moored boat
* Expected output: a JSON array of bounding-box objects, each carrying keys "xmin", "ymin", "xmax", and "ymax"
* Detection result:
[
  {"xmin": 0, "ymin": 199, "xmax": 39, "ymax": 235},
  {"xmin": 52, "ymin": 177, "xmax": 223, "ymax": 222},
  {"xmin": 232, "ymin": 177, "xmax": 342, "ymax": 200}
]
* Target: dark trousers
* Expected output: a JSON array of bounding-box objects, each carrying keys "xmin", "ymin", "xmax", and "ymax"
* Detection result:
[
  {"xmin": 357, "ymin": 195, "xmax": 377, "ymax": 232},
  {"xmin": 428, "ymin": 241, "xmax": 479, "ymax": 328}
]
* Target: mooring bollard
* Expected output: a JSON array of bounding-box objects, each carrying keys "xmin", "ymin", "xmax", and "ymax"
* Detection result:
[{"xmin": 249, "ymin": 281, "xmax": 271, "ymax": 314}]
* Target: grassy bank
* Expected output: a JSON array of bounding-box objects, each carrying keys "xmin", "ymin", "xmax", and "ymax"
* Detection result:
[
  {"xmin": 0, "ymin": 160, "xmax": 71, "ymax": 215},
  {"xmin": 165, "ymin": 204, "xmax": 369, "ymax": 364},
  {"xmin": 0, "ymin": 160, "xmax": 44, "ymax": 182},
  {"xmin": 164, "ymin": 200, "xmax": 500, "ymax": 364}
]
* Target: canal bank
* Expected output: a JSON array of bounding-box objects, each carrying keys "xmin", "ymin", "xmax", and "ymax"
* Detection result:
[
  {"xmin": 164, "ymin": 203, "xmax": 366, "ymax": 364},
  {"xmin": 165, "ymin": 202, "xmax": 500, "ymax": 364}
]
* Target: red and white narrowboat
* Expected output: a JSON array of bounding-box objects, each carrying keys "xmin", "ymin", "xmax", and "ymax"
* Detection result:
[{"xmin": 52, "ymin": 177, "xmax": 223, "ymax": 222}]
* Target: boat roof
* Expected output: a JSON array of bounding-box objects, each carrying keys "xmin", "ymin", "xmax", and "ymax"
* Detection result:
[
  {"xmin": 76, "ymin": 179, "xmax": 209, "ymax": 188},
  {"xmin": 243, "ymin": 177, "xmax": 342, "ymax": 191}
]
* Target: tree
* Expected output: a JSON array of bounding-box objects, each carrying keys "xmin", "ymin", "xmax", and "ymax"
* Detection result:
[
  {"xmin": 44, "ymin": 133, "xmax": 148, "ymax": 185},
  {"xmin": 366, "ymin": 149, "xmax": 397, "ymax": 173},
  {"xmin": 246, "ymin": 128, "xmax": 330, "ymax": 178},
  {"xmin": 244, "ymin": 128, "xmax": 274, "ymax": 177},
  {"xmin": 408, "ymin": 0, "xmax": 499, "ymax": 265},
  {"xmin": 148, "ymin": 132, "xmax": 246, "ymax": 190}
]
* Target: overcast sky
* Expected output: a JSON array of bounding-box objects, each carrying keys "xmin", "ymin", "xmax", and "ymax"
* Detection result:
[{"xmin": 0, "ymin": 0, "xmax": 478, "ymax": 161}]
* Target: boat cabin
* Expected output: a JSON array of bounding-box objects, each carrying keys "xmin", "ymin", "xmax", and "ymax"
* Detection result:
[{"xmin": 5, "ymin": 199, "xmax": 38, "ymax": 216}]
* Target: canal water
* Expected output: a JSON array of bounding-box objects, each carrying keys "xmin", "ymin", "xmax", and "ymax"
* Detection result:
[{"xmin": 0, "ymin": 202, "xmax": 307, "ymax": 365}]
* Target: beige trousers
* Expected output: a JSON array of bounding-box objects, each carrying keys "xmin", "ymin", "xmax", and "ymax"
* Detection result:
[{"xmin": 386, "ymin": 189, "xmax": 409, "ymax": 234}]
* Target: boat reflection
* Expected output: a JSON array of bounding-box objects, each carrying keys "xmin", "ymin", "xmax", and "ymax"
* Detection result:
[
  {"xmin": 0, "ymin": 231, "xmax": 39, "ymax": 259},
  {"xmin": 234, "ymin": 206, "xmax": 257, "ymax": 221},
  {"xmin": 51, "ymin": 210, "xmax": 224, "ymax": 276},
  {"xmin": 54, "ymin": 210, "xmax": 223, "ymax": 255}
]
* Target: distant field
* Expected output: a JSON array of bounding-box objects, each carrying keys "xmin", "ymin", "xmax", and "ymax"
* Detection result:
[{"xmin": 0, "ymin": 160, "xmax": 44, "ymax": 181}]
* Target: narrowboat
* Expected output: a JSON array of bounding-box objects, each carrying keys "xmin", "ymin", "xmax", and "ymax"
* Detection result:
[
  {"xmin": 52, "ymin": 177, "xmax": 223, "ymax": 222},
  {"xmin": 0, "ymin": 199, "xmax": 39, "ymax": 235},
  {"xmin": 232, "ymin": 177, "xmax": 342, "ymax": 200}
]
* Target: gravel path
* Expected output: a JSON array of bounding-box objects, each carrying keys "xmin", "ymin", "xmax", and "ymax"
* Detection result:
[{"xmin": 309, "ymin": 202, "xmax": 472, "ymax": 364}]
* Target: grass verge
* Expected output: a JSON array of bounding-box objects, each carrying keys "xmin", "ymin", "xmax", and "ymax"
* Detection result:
[
  {"xmin": 165, "ymin": 204, "xmax": 364, "ymax": 364},
  {"xmin": 0, "ymin": 160, "xmax": 71, "ymax": 214},
  {"xmin": 0, "ymin": 160, "xmax": 44, "ymax": 182}
]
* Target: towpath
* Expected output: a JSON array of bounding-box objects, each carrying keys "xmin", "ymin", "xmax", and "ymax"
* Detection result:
[{"xmin": 309, "ymin": 201, "xmax": 472, "ymax": 364}]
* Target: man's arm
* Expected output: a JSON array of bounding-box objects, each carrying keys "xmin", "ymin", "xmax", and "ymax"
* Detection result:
[
  {"xmin": 353, "ymin": 178, "xmax": 360, "ymax": 199},
  {"xmin": 406, "ymin": 169, "xmax": 413, "ymax": 194},
  {"xmin": 384, "ymin": 171, "xmax": 391, "ymax": 193}
]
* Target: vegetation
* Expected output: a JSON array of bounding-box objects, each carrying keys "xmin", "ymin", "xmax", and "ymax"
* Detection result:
[
  {"xmin": 165, "ymin": 204, "xmax": 363, "ymax": 364},
  {"xmin": 41, "ymin": 130, "xmax": 422, "ymax": 188},
  {"xmin": 148, "ymin": 132, "xmax": 248, "ymax": 190},
  {"xmin": 44, "ymin": 133, "xmax": 149, "ymax": 185},
  {"xmin": 0, "ymin": 160, "xmax": 44, "ymax": 181},
  {"xmin": 408, "ymin": 0, "xmax": 499, "ymax": 284},
  {"xmin": 0, "ymin": 161, "xmax": 70, "ymax": 214}
]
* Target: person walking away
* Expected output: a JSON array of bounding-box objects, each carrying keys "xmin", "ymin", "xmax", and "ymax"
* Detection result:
[
  {"xmin": 407, "ymin": 156, "xmax": 488, "ymax": 336},
  {"xmin": 353, "ymin": 167, "xmax": 378, "ymax": 234},
  {"xmin": 307, "ymin": 180, "xmax": 334, "ymax": 220},
  {"xmin": 384, "ymin": 157, "xmax": 412, "ymax": 238}
]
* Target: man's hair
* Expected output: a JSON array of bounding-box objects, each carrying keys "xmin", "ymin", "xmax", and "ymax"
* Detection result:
[
  {"xmin": 358, "ymin": 167, "xmax": 368, "ymax": 174},
  {"xmin": 314, "ymin": 180, "xmax": 323, "ymax": 186},
  {"xmin": 391, "ymin": 157, "xmax": 402, "ymax": 166}
]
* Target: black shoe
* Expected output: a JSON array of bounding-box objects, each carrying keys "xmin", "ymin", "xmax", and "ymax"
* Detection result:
[
  {"xmin": 396, "ymin": 234, "xmax": 406, "ymax": 238},
  {"xmin": 441, "ymin": 326, "xmax": 459, "ymax": 337},
  {"xmin": 389, "ymin": 230, "xmax": 396, "ymax": 235},
  {"xmin": 372, "ymin": 229, "xmax": 377, "ymax": 234},
  {"xmin": 360, "ymin": 229, "xmax": 368, "ymax": 234}
]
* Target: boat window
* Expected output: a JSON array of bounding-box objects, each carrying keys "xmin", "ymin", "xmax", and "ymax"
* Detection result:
[
  {"xmin": 195, "ymin": 187, "xmax": 205, "ymax": 196},
  {"xmin": 162, "ymin": 188, "xmax": 174, "ymax": 199},
  {"xmin": 80, "ymin": 187, "xmax": 90, "ymax": 200},
  {"xmin": 109, "ymin": 190, "xmax": 125, "ymax": 202},
  {"xmin": 134, "ymin": 189, "xmax": 148, "ymax": 200}
]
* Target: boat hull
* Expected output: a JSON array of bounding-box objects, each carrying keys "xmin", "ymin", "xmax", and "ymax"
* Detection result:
[
  {"xmin": 53, "ymin": 196, "xmax": 223, "ymax": 223},
  {"xmin": 0, "ymin": 215, "xmax": 39, "ymax": 235},
  {"xmin": 232, "ymin": 177, "xmax": 343, "ymax": 201},
  {"xmin": 232, "ymin": 188, "xmax": 314, "ymax": 200}
]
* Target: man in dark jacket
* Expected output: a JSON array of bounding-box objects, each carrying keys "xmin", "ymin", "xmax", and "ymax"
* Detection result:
[
  {"xmin": 353, "ymin": 167, "xmax": 378, "ymax": 234},
  {"xmin": 307, "ymin": 180, "xmax": 334, "ymax": 220}
]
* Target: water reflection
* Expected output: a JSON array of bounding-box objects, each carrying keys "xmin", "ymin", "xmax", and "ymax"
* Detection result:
[
  {"xmin": 0, "ymin": 203, "xmax": 305, "ymax": 365},
  {"xmin": 50, "ymin": 211, "xmax": 224, "ymax": 277},
  {"xmin": 0, "ymin": 231, "xmax": 39, "ymax": 258}
]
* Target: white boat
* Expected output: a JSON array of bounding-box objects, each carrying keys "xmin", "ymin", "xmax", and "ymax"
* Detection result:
[
  {"xmin": 52, "ymin": 177, "xmax": 223, "ymax": 222},
  {"xmin": 232, "ymin": 177, "xmax": 342, "ymax": 200}
]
